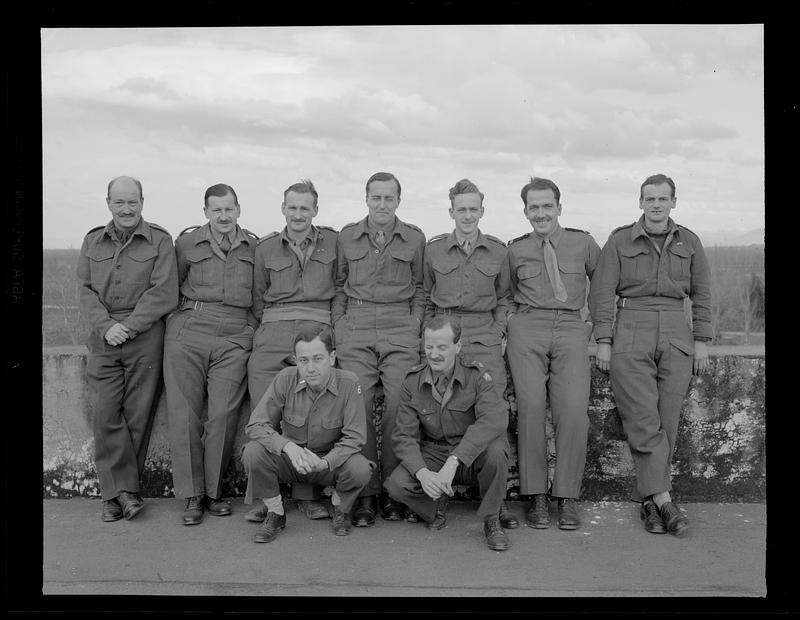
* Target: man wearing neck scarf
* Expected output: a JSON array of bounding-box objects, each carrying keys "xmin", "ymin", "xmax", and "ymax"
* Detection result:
[
  {"xmin": 77, "ymin": 176, "xmax": 179, "ymax": 522},
  {"xmin": 589, "ymin": 174, "xmax": 711, "ymax": 537},
  {"xmin": 163, "ymin": 183, "xmax": 259, "ymax": 526},
  {"xmin": 506, "ymin": 177, "xmax": 601, "ymax": 532}
]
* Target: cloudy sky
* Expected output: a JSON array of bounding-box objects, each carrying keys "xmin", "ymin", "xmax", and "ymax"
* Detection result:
[{"xmin": 42, "ymin": 25, "xmax": 764, "ymax": 249}]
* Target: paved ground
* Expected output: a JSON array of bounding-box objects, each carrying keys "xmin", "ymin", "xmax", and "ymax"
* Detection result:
[{"xmin": 42, "ymin": 498, "xmax": 765, "ymax": 597}]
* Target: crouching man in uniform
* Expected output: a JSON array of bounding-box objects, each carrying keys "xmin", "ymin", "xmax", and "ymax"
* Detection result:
[
  {"xmin": 241, "ymin": 325, "xmax": 374, "ymax": 542},
  {"xmin": 385, "ymin": 316, "xmax": 512, "ymax": 551}
]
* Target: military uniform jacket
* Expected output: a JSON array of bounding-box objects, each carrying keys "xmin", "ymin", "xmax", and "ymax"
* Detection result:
[
  {"xmin": 245, "ymin": 367, "xmax": 367, "ymax": 471},
  {"xmin": 423, "ymin": 230, "xmax": 511, "ymax": 329},
  {"xmin": 392, "ymin": 358, "xmax": 508, "ymax": 476},
  {"xmin": 176, "ymin": 223, "xmax": 257, "ymax": 314},
  {"xmin": 588, "ymin": 216, "xmax": 712, "ymax": 342},
  {"xmin": 251, "ymin": 225, "xmax": 337, "ymax": 322},
  {"xmin": 507, "ymin": 224, "xmax": 601, "ymax": 311},
  {"xmin": 332, "ymin": 216, "xmax": 426, "ymax": 323},
  {"xmin": 77, "ymin": 218, "xmax": 179, "ymax": 339}
]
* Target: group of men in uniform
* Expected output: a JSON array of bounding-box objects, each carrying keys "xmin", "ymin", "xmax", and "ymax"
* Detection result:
[{"xmin": 78, "ymin": 170, "xmax": 711, "ymax": 551}]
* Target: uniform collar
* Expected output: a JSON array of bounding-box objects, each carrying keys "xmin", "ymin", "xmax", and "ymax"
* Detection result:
[
  {"xmin": 449, "ymin": 229, "xmax": 488, "ymax": 250},
  {"xmin": 196, "ymin": 223, "xmax": 251, "ymax": 247},
  {"xmin": 354, "ymin": 215, "xmax": 408, "ymax": 242},
  {"xmin": 422, "ymin": 358, "xmax": 466, "ymax": 389},
  {"xmin": 631, "ymin": 216, "xmax": 678, "ymax": 241},
  {"xmin": 103, "ymin": 217, "xmax": 152, "ymax": 244},
  {"xmin": 280, "ymin": 225, "xmax": 318, "ymax": 247},
  {"xmin": 294, "ymin": 367, "xmax": 339, "ymax": 396},
  {"xmin": 532, "ymin": 223, "xmax": 563, "ymax": 248}
]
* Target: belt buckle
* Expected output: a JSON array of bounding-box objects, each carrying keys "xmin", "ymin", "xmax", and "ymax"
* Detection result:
[
  {"xmin": 193, "ymin": 300, "xmax": 203, "ymax": 311},
  {"xmin": 356, "ymin": 298, "xmax": 363, "ymax": 305},
  {"xmin": 621, "ymin": 298, "xmax": 627, "ymax": 308}
]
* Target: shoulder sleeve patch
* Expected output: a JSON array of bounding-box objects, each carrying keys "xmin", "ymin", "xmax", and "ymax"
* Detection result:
[
  {"xmin": 610, "ymin": 223, "xmax": 635, "ymax": 235},
  {"xmin": 179, "ymin": 225, "xmax": 202, "ymax": 237},
  {"xmin": 484, "ymin": 234, "xmax": 506, "ymax": 245},
  {"xmin": 403, "ymin": 221, "xmax": 424, "ymax": 234},
  {"xmin": 426, "ymin": 233, "xmax": 449, "ymax": 244},
  {"xmin": 482, "ymin": 371, "xmax": 493, "ymax": 383},
  {"xmin": 564, "ymin": 227, "xmax": 590, "ymax": 235},
  {"xmin": 258, "ymin": 231, "xmax": 280, "ymax": 244}
]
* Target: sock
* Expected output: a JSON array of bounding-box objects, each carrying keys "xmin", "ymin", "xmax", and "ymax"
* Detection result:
[
  {"xmin": 652, "ymin": 492, "xmax": 671, "ymax": 508},
  {"xmin": 330, "ymin": 490, "xmax": 341, "ymax": 507},
  {"xmin": 262, "ymin": 495, "xmax": 284, "ymax": 516}
]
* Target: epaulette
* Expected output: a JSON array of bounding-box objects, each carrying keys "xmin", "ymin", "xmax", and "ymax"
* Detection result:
[
  {"xmin": 340, "ymin": 221, "xmax": 360, "ymax": 231},
  {"xmin": 316, "ymin": 224, "xmax": 337, "ymax": 233},
  {"xmin": 148, "ymin": 222, "xmax": 171, "ymax": 236},
  {"xmin": 403, "ymin": 221, "xmax": 424, "ymax": 234},
  {"xmin": 405, "ymin": 361, "xmax": 427, "ymax": 376},
  {"xmin": 507, "ymin": 232, "xmax": 531, "ymax": 246},
  {"xmin": 676, "ymin": 224, "xmax": 697, "ymax": 237},
  {"xmin": 258, "ymin": 231, "xmax": 280, "ymax": 245},
  {"xmin": 610, "ymin": 223, "xmax": 635, "ymax": 235},
  {"xmin": 463, "ymin": 358, "xmax": 493, "ymax": 383},
  {"xmin": 243, "ymin": 228, "xmax": 259, "ymax": 240},
  {"xmin": 85, "ymin": 225, "xmax": 105, "ymax": 236},
  {"xmin": 483, "ymin": 233, "xmax": 505, "ymax": 245},
  {"xmin": 179, "ymin": 225, "xmax": 202, "ymax": 237},
  {"xmin": 426, "ymin": 233, "xmax": 449, "ymax": 244},
  {"xmin": 564, "ymin": 227, "xmax": 590, "ymax": 235}
]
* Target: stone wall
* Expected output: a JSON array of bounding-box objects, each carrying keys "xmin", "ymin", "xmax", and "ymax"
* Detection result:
[{"xmin": 42, "ymin": 346, "xmax": 765, "ymax": 502}]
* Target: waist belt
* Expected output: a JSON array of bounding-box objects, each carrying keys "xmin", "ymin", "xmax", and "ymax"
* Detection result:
[
  {"xmin": 617, "ymin": 296, "xmax": 685, "ymax": 311},
  {"xmin": 421, "ymin": 436, "xmax": 451, "ymax": 446},
  {"xmin": 518, "ymin": 305, "xmax": 580, "ymax": 315},
  {"xmin": 347, "ymin": 298, "xmax": 410, "ymax": 310},
  {"xmin": 181, "ymin": 298, "xmax": 248, "ymax": 317},
  {"xmin": 434, "ymin": 307, "xmax": 491, "ymax": 316}
]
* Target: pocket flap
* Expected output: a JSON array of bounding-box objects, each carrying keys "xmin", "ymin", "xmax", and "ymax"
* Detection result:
[
  {"xmin": 128, "ymin": 246, "xmax": 158, "ymax": 262},
  {"xmin": 186, "ymin": 248, "xmax": 214, "ymax": 263},
  {"xmin": 620, "ymin": 246, "xmax": 649, "ymax": 258},
  {"xmin": 87, "ymin": 246, "xmax": 115, "ymax": 262},
  {"xmin": 668, "ymin": 243, "xmax": 693, "ymax": 258},
  {"xmin": 309, "ymin": 250, "xmax": 336, "ymax": 264},
  {"xmin": 432, "ymin": 260, "xmax": 459, "ymax": 275},
  {"xmin": 558, "ymin": 261, "xmax": 585, "ymax": 274},
  {"xmin": 518, "ymin": 263, "xmax": 542, "ymax": 279},
  {"xmin": 388, "ymin": 247, "xmax": 415, "ymax": 263},
  {"xmin": 344, "ymin": 245, "xmax": 369, "ymax": 261},
  {"xmin": 237, "ymin": 253, "xmax": 255, "ymax": 264},
  {"xmin": 474, "ymin": 261, "xmax": 501, "ymax": 277},
  {"xmin": 669, "ymin": 338, "xmax": 694, "ymax": 356},
  {"xmin": 265, "ymin": 257, "xmax": 292, "ymax": 271}
]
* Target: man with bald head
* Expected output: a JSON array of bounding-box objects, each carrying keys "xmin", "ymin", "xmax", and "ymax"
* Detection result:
[{"xmin": 78, "ymin": 176, "xmax": 179, "ymax": 522}]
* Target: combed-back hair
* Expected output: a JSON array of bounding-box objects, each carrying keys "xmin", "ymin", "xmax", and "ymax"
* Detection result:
[
  {"xmin": 424, "ymin": 315, "xmax": 461, "ymax": 343},
  {"xmin": 365, "ymin": 172, "xmax": 401, "ymax": 199},
  {"xmin": 448, "ymin": 178, "xmax": 484, "ymax": 204},
  {"xmin": 639, "ymin": 174, "xmax": 676, "ymax": 199},
  {"xmin": 284, "ymin": 179, "xmax": 319, "ymax": 207},
  {"xmin": 519, "ymin": 177, "xmax": 560, "ymax": 205},
  {"xmin": 294, "ymin": 324, "xmax": 334, "ymax": 354},
  {"xmin": 204, "ymin": 183, "xmax": 239, "ymax": 206}
]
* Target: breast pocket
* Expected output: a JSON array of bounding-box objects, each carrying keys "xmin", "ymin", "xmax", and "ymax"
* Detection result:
[
  {"xmin": 185, "ymin": 247, "xmax": 219, "ymax": 287},
  {"xmin": 344, "ymin": 245, "xmax": 370, "ymax": 285},
  {"xmin": 431, "ymin": 260, "xmax": 460, "ymax": 299},
  {"xmin": 667, "ymin": 243, "xmax": 693, "ymax": 285},
  {"xmin": 619, "ymin": 246, "xmax": 650, "ymax": 283},
  {"xmin": 447, "ymin": 401, "xmax": 476, "ymax": 435},
  {"xmin": 409, "ymin": 400, "xmax": 439, "ymax": 436},
  {"xmin": 307, "ymin": 251, "xmax": 337, "ymax": 296},
  {"xmin": 557, "ymin": 260, "xmax": 587, "ymax": 297},
  {"xmin": 86, "ymin": 246, "xmax": 115, "ymax": 288},
  {"xmin": 473, "ymin": 261, "xmax": 501, "ymax": 301},
  {"xmin": 387, "ymin": 247, "xmax": 414, "ymax": 285},
  {"xmin": 127, "ymin": 245, "xmax": 159, "ymax": 285},
  {"xmin": 517, "ymin": 262, "xmax": 544, "ymax": 295},
  {"xmin": 282, "ymin": 408, "xmax": 308, "ymax": 429}
]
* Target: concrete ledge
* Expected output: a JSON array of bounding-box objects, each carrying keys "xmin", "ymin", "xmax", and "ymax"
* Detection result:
[{"xmin": 42, "ymin": 346, "xmax": 765, "ymax": 502}]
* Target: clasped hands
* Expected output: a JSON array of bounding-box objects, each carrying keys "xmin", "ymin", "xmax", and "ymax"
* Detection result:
[
  {"xmin": 104, "ymin": 322, "xmax": 131, "ymax": 346},
  {"xmin": 415, "ymin": 457, "xmax": 458, "ymax": 500},
  {"xmin": 283, "ymin": 442, "xmax": 329, "ymax": 475}
]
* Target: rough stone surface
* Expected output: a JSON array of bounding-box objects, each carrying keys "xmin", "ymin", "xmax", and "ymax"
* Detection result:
[{"xmin": 42, "ymin": 347, "xmax": 765, "ymax": 502}]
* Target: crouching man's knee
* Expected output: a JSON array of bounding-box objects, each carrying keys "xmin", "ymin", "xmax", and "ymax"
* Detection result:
[
  {"xmin": 483, "ymin": 437, "xmax": 510, "ymax": 468},
  {"xmin": 340, "ymin": 453, "xmax": 374, "ymax": 486},
  {"xmin": 241, "ymin": 440, "xmax": 270, "ymax": 472}
]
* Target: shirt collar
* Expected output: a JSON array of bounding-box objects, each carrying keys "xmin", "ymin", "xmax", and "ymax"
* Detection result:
[
  {"xmin": 293, "ymin": 367, "xmax": 338, "ymax": 396},
  {"xmin": 533, "ymin": 223, "xmax": 563, "ymax": 248},
  {"xmin": 631, "ymin": 216, "xmax": 678, "ymax": 241},
  {"xmin": 451, "ymin": 229, "xmax": 486, "ymax": 250},
  {"xmin": 281, "ymin": 225, "xmax": 317, "ymax": 247},
  {"xmin": 355, "ymin": 215, "xmax": 407, "ymax": 241},
  {"xmin": 104, "ymin": 217, "xmax": 152, "ymax": 244},
  {"xmin": 197, "ymin": 223, "xmax": 249, "ymax": 247},
  {"xmin": 422, "ymin": 358, "xmax": 466, "ymax": 388}
]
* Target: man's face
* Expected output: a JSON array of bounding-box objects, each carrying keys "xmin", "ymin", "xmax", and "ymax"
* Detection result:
[
  {"xmin": 204, "ymin": 192, "xmax": 240, "ymax": 236},
  {"xmin": 524, "ymin": 188, "xmax": 561, "ymax": 237},
  {"xmin": 639, "ymin": 183, "xmax": 676, "ymax": 227},
  {"xmin": 295, "ymin": 337, "xmax": 335, "ymax": 390},
  {"xmin": 106, "ymin": 178, "xmax": 143, "ymax": 232},
  {"xmin": 449, "ymin": 193, "xmax": 484, "ymax": 237},
  {"xmin": 424, "ymin": 324, "xmax": 461, "ymax": 375},
  {"xmin": 281, "ymin": 191, "xmax": 318, "ymax": 236},
  {"xmin": 366, "ymin": 179, "xmax": 400, "ymax": 227}
]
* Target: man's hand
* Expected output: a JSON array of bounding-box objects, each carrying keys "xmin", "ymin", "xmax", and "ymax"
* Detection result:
[
  {"xmin": 104, "ymin": 323, "xmax": 130, "ymax": 346},
  {"xmin": 501, "ymin": 334, "xmax": 507, "ymax": 357},
  {"xmin": 595, "ymin": 342, "xmax": 611, "ymax": 372},
  {"xmin": 415, "ymin": 468, "xmax": 450, "ymax": 500},
  {"xmin": 437, "ymin": 457, "xmax": 458, "ymax": 497},
  {"xmin": 302, "ymin": 448, "xmax": 330, "ymax": 473},
  {"xmin": 283, "ymin": 442, "xmax": 313, "ymax": 475},
  {"xmin": 693, "ymin": 341, "xmax": 710, "ymax": 375}
]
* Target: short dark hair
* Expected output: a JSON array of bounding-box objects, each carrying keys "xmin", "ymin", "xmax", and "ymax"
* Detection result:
[
  {"xmin": 639, "ymin": 174, "xmax": 676, "ymax": 200},
  {"xmin": 449, "ymin": 178, "xmax": 484, "ymax": 204},
  {"xmin": 107, "ymin": 176, "xmax": 143, "ymax": 201},
  {"xmin": 365, "ymin": 172, "xmax": 401, "ymax": 199},
  {"xmin": 283, "ymin": 179, "xmax": 319, "ymax": 207},
  {"xmin": 520, "ymin": 177, "xmax": 560, "ymax": 205},
  {"xmin": 293, "ymin": 325, "xmax": 334, "ymax": 354},
  {"xmin": 204, "ymin": 183, "xmax": 239, "ymax": 207},
  {"xmin": 424, "ymin": 315, "xmax": 461, "ymax": 343}
]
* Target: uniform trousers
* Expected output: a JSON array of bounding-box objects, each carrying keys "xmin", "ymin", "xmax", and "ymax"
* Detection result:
[
  {"xmin": 241, "ymin": 441, "xmax": 373, "ymax": 514},
  {"xmin": 334, "ymin": 301, "xmax": 421, "ymax": 496},
  {"xmin": 506, "ymin": 307, "xmax": 592, "ymax": 498},
  {"xmin": 163, "ymin": 307, "xmax": 252, "ymax": 500},
  {"xmin": 610, "ymin": 305, "xmax": 694, "ymax": 501},
  {"xmin": 384, "ymin": 436, "xmax": 509, "ymax": 522},
  {"xmin": 87, "ymin": 320, "xmax": 165, "ymax": 500}
]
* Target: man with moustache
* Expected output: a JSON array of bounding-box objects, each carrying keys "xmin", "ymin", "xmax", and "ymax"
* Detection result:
[
  {"xmin": 245, "ymin": 179, "xmax": 337, "ymax": 522},
  {"xmin": 385, "ymin": 316, "xmax": 511, "ymax": 551},
  {"xmin": 589, "ymin": 174, "xmax": 711, "ymax": 537},
  {"xmin": 506, "ymin": 177, "xmax": 601, "ymax": 531},
  {"xmin": 421, "ymin": 178, "xmax": 517, "ymax": 528},
  {"xmin": 332, "ymin": 171, "xmax": 426, "ymax": 526},
  {"xmin": 163, "ymin": 183, "xmax": 259, "ymax": 525},
  {"xmin": 241, "ymin": 326, "xmax": 373, "ymax": 542},
  {"xmin": 77, "ymin": 175, "xmax": 179, "ymax": 522}
]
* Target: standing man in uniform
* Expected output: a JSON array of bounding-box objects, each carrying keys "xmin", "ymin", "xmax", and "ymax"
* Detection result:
[
  {"xmin": 163, "ymin": 183, "xmax": 258, "ymax": 526},
  {"xmin": 77, "ymin": 175, "xmax": 179, "ymax": 522},
  {"xmin": 241, "ymin": 326, "xmax": 373, "ymax": 542},
  {"xmin": 332, "ymin": 171, "xmax": 426, "ymax": 526},
  {"xmin": 588, "ymin": 173, "xmax": 711, "ymax": 537},
  {"xmin": 422, "ymin": 178, "xmax": 517, "ymax": 528},
  {"xmin": 506, "ymin": 177, "xmax": 601, "ymax": 531},
  {"xmin": 246, "ymin": 179, "xmax": 337, "ymax": 522},
  {"xmin": 385, "ymin": 316, "xmax": 512, "ymax": 551}
]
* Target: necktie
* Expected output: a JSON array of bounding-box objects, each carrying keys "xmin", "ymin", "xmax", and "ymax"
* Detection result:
[
  {"xmin": 219, "ymin": 235, "xmax": 231, "ymax": 255},
  {"xmin": 544, "ymin": 238, "xmax": 568, "ymax": 302},
  {"xmin": 434, "ymin": 373, "xmax": 449, "ymax": 394},
  {"xmin": 462, "ymin": 239, "xmax": 472, "ymax": 255},
  {"xmin": 375, "ymin": 230, "xmax": 386, "ymax": 248}
]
